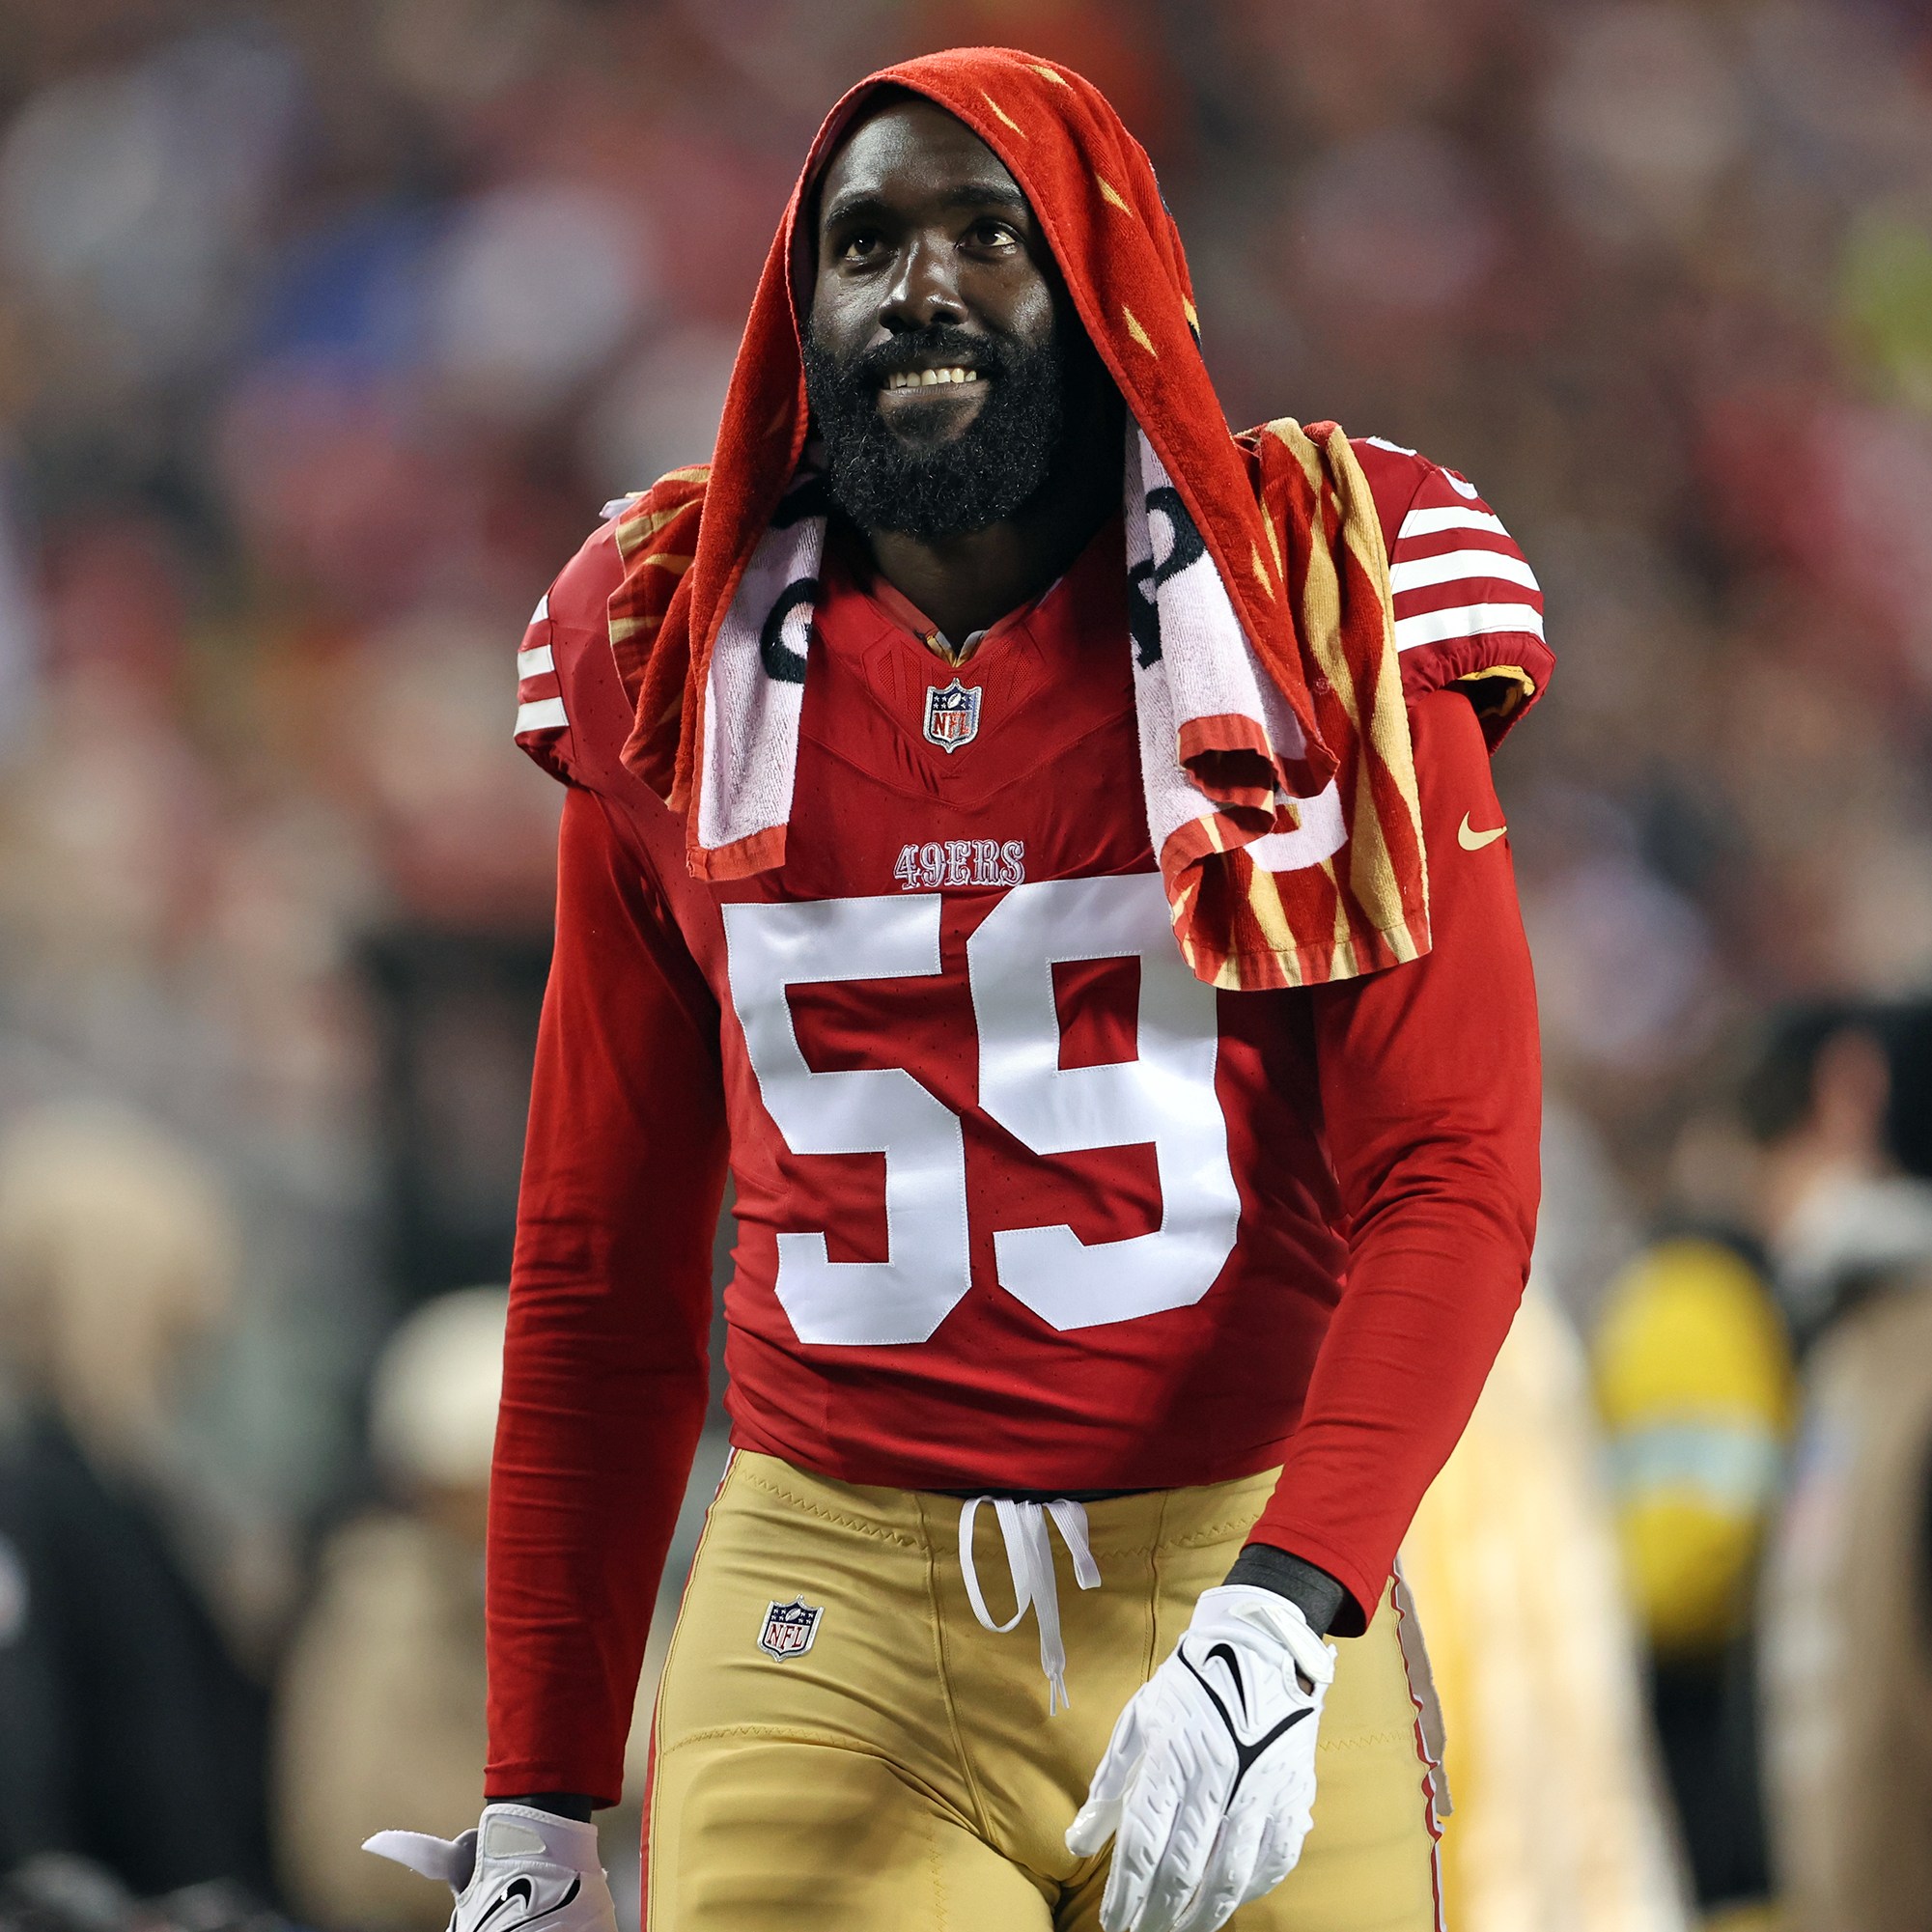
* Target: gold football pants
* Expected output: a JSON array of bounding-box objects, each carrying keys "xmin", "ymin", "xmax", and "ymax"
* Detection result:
[{"xmin": 646, "ymin": 1451, "xmax": 1442, "ymax": 1931}]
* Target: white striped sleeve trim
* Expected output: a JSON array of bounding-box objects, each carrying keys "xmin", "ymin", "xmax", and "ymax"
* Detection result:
[
  {"xmin": 1397, "ymin": 505, "xmax": 1509, "ymax": 541},
  {"xmin": 1393, "ymin": 602, "xmax": 1546, "ymax": 652},
  {"xmin": 517, "ymin": 642, "xmax": 555, "ymax": 678},
  {"xmin": 1390, "ymin": 547, "xmax": 1540, "ymax": 595},
  {"xmin": 531, "ymin": 592, "xmax": 549, "ymax": 623},
  {"xmin": 516, "ymin": 696, "xmax": 568, "ymax": 733}
]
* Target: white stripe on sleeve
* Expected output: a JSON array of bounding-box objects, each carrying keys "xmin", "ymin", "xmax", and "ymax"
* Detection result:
[
  {"xmin": 516, "ymin": 696, "xmax": 568, "ymax": 733},
  {"xmin": 517, "ymin": 643, "xmax": 555, "ymax": 678},
  {"xmin": 1397, "ymin": 505, "xmax": 1509, "ymax": 541},
  {"xmin": 1393, "ymin": 602, "xmax": 1547, "ymax": 652},
  {"xmin": 1389, "ymin": 547, "xmax": 1540, "ymax": 595}
]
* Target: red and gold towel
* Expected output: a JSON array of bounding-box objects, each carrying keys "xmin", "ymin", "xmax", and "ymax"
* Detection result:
[{"xmin": 603, "ymin": 48, "xmax": 1433, "ymax": 992}]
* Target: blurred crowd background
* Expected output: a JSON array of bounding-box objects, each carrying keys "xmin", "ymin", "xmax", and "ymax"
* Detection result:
[{"xmin": 0, "ymin": 1, "xmax": 1929, "ymax": 1929}]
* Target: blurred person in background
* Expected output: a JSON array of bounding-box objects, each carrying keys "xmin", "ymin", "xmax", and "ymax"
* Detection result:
[
  {"xmin": 1402, "ymin": 1285, "xmax": 1690, "ymax": 1932},
  {"xmin": 1744, "ymin": 1000, "xmax": 1932, "ymax": 1349},
  {"xmin": 1750, "ymin": 998, "xmax": 1932, "ymax": 1932},
  {"xmin": 1593, "ymin": 1219, "xmax": 1794, "ymax": 1918},
  {"xmin": 1389, "ymin": 1063, "xmax": 1691, "ymax": 1930},
  {"xmin": 1385, "ymin": 1066, "xmax": 1690, "ymax": 1932},
  {"xmin": 275, "ymin": 1287, "xmax": 504, "ymax": 1932},
  {"xmin": 0, "ymin": 1104, "xmax": 271, "ymax": 1900}
]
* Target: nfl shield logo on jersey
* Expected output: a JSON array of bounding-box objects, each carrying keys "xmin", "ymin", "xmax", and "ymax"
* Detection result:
[
  {"xmin": 758, "ymin": 1597, "xmax": 824, "ymax": 1661},
  {"xmin": 923, "ymin": 678, "xmax": 981, "ymax": 753}
]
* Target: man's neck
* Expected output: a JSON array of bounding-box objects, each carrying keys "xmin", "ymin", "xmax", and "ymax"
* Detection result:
[
  {"xmin": 860, "ymin": 391, "xmax": 1123, "ymax": 649},
  {"xmin": 865, "ymin": 493, "xmax": 1106, "ymax": 648}
]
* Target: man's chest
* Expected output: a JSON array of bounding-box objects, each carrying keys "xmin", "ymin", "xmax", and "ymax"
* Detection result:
[
  {"xmin": 770, "ymin": 543, "xmax": 1151, "ymax": 904},
  {"xmin": 637, "ymin": 606, "xmax": 1334, "ymax": 1354},
  {"xmin": 620, "ymin": 569, "xmax": 1324, "ymax": 1345}
]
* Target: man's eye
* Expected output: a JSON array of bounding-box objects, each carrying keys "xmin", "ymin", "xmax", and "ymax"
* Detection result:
[
  {"xmin": 968, "ymin": 220, "xmax": 1018, "ymax": 247},
  {"xmin": 842, "ymin": 232, "xmax": 882, "ymax": 261}
]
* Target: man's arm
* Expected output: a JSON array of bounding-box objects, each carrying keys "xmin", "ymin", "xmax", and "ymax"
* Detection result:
[
  {"xmin": 1239, "ymin": 686, "xmax": 1541, "ymax": 1632},
  {"xmin": 485, "ymin": 787, "xmax": 730, "ymax": 1808}
]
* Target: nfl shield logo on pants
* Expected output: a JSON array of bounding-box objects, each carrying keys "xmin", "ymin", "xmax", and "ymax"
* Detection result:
[
  {"xmin": 758, "ymin": 1597, "xmax": 824, "ymax": 1661},
  {"xmin": 923, "ymin": 678, "xmax": 981, "ymax": 753}
]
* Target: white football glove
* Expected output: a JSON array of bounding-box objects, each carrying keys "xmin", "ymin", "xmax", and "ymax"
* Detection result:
[
  {"xmin": 1066, "ymin": 1585, "xmax": 1336, "ymax": 1932},
  {"xmin": 364, "ymin": 1803, "xmax": 618, "ymax": 1932}
]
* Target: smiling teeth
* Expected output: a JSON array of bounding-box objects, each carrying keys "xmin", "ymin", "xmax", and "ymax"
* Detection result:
[{"xmin": 884, "ymin": 367, "xmax": 981, "ymax": 390}]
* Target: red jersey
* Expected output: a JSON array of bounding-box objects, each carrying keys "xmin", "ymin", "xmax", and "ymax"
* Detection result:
[{"xmin": 486, "ymin": 441, "xmax": 1544, "ymax": 1806}]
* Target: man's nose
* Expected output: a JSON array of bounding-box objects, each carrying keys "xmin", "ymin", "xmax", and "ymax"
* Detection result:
[{"xmin": 880, "ymin": 233, "xmax": 965, "ymax": 332}]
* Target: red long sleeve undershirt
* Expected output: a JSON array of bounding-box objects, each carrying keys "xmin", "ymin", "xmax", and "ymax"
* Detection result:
[
  {"xmin": 485, "ymin": 688, "xmax": 1538, "ymax": 1802},
  {"xmin": 485, "ymin": 799, "xmax": 729, "ymax": 1805}
]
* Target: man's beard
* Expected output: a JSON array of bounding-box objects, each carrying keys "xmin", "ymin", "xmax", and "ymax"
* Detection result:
[{"xmin": 801, "ymin": 322, "xmax": 1073, "ymax": 541}]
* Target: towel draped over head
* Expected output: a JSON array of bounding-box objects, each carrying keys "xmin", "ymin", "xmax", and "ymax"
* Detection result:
[{"xmin": 604, "ymin": 46, "xmax": 1434, "ymax": 992}]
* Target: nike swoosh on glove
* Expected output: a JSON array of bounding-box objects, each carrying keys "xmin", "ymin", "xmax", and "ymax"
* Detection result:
[
  {"xmin": 1066, "ymin": 1584, "xmax": 1337, "ymax": 1932},
  {"xmin": 365, "ymin": 1804, "xmax": 618, "ymax": 1932}
]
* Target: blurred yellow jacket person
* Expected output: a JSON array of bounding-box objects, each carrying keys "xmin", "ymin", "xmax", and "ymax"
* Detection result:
[{"xmin": 1592, "ymin": 1237, "xmax": 1794, "ymax": 1658}]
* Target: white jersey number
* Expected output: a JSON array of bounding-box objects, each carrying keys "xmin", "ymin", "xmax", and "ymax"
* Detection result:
[{"xmin": 721, "ymin": 875, "xmax": 1239, "ymax": 1346}]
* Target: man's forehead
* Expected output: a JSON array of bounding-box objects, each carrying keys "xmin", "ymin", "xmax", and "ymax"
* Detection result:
[{"xmin": 815, "ymin": 96, "xmax": 1029, "ymax": 223}]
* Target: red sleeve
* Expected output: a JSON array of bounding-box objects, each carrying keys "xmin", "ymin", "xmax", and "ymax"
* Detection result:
[
  {"xmin": 1246, "ymin": 687, "xmax": 1541, "ymax": 1633},
  {"xmin": 1353, "ymin": 436, "xmax": 1554, "ymax": 747},
  {"xmin": 485, "ymin": 786, "xmax": 728, "ymax": 1806}
]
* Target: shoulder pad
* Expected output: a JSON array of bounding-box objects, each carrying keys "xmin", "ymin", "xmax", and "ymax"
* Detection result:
[{"xmin": 1352, "ymin": 437, "xmax": 1553, "ymax": 744}]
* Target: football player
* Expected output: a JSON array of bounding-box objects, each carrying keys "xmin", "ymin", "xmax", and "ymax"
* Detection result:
[{"xmin": 368, "ymin": 46, "xmax": 1548, "ymax": 1932}]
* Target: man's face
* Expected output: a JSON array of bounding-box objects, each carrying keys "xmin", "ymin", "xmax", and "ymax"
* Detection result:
[{"xmin": 804, "ymin": 97, "xmax": 1089, "ymax": 542}]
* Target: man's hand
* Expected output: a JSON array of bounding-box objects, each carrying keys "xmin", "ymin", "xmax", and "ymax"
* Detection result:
[
  {"xmin": 1066, "ymin": 1585, "xmax": 1336, "ymax": 1932},
  {"xmin": 364, "ymin": 1803, "xmax": 618, "ymax": 1932}
]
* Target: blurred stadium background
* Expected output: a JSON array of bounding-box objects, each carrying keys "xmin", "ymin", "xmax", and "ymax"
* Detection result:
[{"xmin": 0, "ymin": 2, "xmax": 1929, "ymax": 1929}]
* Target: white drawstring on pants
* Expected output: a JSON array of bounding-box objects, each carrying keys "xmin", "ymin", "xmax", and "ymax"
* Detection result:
[{"xmin": 958, "ymin": 1496, "xmax": 1103, "ymax": 1714}]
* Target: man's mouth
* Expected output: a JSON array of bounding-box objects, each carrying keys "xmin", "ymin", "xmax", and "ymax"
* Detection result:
[{"xmin": 880, "ymin": 366, "xmax": 983, "ymax": 392}]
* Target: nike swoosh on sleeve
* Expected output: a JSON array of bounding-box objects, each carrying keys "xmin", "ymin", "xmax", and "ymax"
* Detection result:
[{"xmin": 1458, "ymin": 813, "xmax": 1507, "ymax": 851}]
